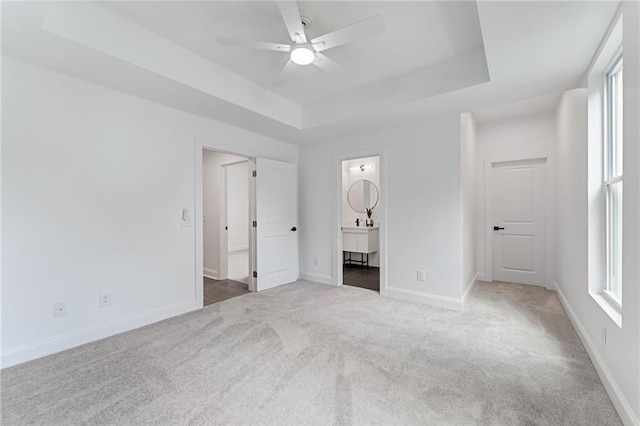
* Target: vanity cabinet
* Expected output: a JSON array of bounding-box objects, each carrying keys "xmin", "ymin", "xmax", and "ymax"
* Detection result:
[{"xmin": 342, "ymin": 227, "xmax": 379, "ymax": 254}]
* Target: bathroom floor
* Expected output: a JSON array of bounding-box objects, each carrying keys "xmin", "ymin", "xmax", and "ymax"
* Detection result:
[{"xmin": 343, "ymin": 265, "xmax": 380, "ymax": 292}]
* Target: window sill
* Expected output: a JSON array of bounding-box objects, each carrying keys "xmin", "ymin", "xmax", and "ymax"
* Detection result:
[{"xmin": 590, "ymin": 291, "xmax": 622, "ymax": 328}]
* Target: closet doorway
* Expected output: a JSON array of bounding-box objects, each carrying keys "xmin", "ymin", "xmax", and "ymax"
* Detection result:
[{"xmin": 202, "ymin": 149, "xmax": 250, "ymax": 305}]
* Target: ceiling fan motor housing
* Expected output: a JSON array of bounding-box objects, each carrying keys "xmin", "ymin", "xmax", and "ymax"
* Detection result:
[
  {"xmin": 290, "ymin": 44, "xmax": 315, "ymax": 65},
  {"xmin": 300, "ymin": 15, "xmax": 312, "ymax": 28}
]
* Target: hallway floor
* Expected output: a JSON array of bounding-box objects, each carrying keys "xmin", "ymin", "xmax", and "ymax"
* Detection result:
[
  {"xmin": 203, "ymin": 278, "xmax": 249, "ymax": 306},
  {"xmin": 343, "ymin": 265, "xmax": 379, "ymax": 292}
]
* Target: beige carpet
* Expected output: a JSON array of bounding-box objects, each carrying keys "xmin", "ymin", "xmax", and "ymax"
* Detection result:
[{"xmin": 1, "ymin": 281, "xmax": 620, "ymax": 425}]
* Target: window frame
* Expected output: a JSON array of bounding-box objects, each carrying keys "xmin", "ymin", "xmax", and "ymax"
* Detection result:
[{"xmin": 603, "ymin": 50, "xmax": 623, "ymax": 308}]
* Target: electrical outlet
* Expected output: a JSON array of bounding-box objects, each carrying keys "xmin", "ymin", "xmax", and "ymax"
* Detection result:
[
  {"xmin": 314, "ymin": 257, "xmax": 319, "ymax": 266},
  {"xmin": 99, "ymin": 293, "xmax": 111, "ymax": 307},
  {"xmin": 417, "ymin": 270, "xmax": 426, "ymax": 281},
  {"xmin": 53, "ymin": 302, "xmax": 67, "ymax": 318}
]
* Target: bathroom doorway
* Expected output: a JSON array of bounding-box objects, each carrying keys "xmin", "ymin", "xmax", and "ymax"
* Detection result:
[{"xmin": 340, "ymin": 156, "xmax": 381, "ymax": 292}]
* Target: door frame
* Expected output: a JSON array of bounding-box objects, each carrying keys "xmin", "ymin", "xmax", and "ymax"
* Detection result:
[
  {"xmin": 333, "ymin": 148, "xmax": 387, "ymax": 292},
  {"xmin": 219, "ymin": 159, "xmax": 250, "ymax": 282},
  {"xmin": 483, "ymin": 155, "xmax": 554, "ymax": 289},
  {"xmin": 195, "ymin": 138, "xmax": 257, "ymax": 309}
]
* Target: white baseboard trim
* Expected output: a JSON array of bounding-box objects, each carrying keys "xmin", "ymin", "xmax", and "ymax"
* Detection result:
[
  {"xmin": 0, "ymin": 300, "xmax": 199, "ymax": 369},
  {"xmin": 299, "ymin": 271, "xmax": 334, "ymax": 286},
  {"xmin": 229, "ymin": 246, "xmax": 248, "ymax": 253},
  {"xmin": 476, "ymin": 272, "xmax": 490, "ymax": 282},
  {"xmin": 382, "ymin": 286, "xmax": 464, "ymax": 311},
  {"xmin": 461, "ymin": 273, "xmax": 479, "ymax": 307},
  {"xmin": 203, "ymin": 268, "xmax": 219, "ymax": 279},
  {"xmin": 555, "ymin": 282, "xmax": 639, "ymax": 426}
]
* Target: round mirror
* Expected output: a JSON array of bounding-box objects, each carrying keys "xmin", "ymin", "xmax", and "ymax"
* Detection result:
[{"xmin": 347, "ymin": 179, "xmax": 379, "ymax": 213}]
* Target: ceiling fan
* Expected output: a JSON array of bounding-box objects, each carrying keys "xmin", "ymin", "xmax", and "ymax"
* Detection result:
[{"xmin": 217, "ymin": 1, "xmax": 385, "ymax": 86}]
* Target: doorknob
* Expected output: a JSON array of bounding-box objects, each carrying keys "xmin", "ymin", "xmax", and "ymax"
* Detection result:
[
  {"xmin": 493, "ymin": 226, "xmax": 505, "ymax": 231},
  {"xmin": 290, "ymin": 226, "xmax": 297, "ymax": 232}
]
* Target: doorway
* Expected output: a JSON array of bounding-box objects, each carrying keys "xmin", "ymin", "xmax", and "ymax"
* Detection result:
[
  {"xmin": 340, "ymin": 156, "xmax": 381, "ymax": 292},
  {"xmin": 195, "ymin": 140, "xmax": 300, "ymax": 308},
  {"xmin": 489, "ymin": 158, "xmax": 547, "ymax": 286},
  {"xmin": 202, "ymin": 149, "xmax": 251, "ymax": 305}
]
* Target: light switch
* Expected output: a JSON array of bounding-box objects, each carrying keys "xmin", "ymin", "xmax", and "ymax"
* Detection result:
[{"xmin": 181, "ymin": 208, "xmax": 192, "ymax": 227}]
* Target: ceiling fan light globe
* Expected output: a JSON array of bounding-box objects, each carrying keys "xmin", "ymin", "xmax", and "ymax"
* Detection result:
[{"xmin": 290, "ymin": 46, "xmax": 315, "ymax": 65}]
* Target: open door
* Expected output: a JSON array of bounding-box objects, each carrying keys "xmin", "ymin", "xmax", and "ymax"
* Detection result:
[{"xmin": 255, "ymin": 158, "xmax": 298, "ymax": 291}]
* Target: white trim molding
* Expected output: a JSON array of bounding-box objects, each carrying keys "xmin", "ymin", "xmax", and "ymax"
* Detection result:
[
  {"xmin": 555, "ymin": 283, "xmax": 639, "ymax": 426},
  {"xmin": 299, "ymin": 271, "xmax": 335, "ymax": 286},
  {"xmin": 382, "ymin": 286, "xmax": 466, "ymax": 312},
  {"xmin": 0, "ymin": 300, "xmax": 199, "ymax": 369},
  {"xmin": 461, "ymin": 273, "xmax": 479, "ymax": 306},
  {"xmin": 476, "ymin": 272, "xmax": 489, "ymax": 282},
  {"xmin": 229, "ymin": 246, "xmax": 249, "ymax": 253},
  {"xmin": 203, "ymin": 268, "xmax": 219, "ymax": 280}
]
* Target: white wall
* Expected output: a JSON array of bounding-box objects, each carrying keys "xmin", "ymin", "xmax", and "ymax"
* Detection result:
[
  {"xmin": 460, "ymin": 113, "xmax": 477, "ymax": 295},
  {"xmin": 556, "ymin": 85, "xmax": 639, "ymax": 425},
  {"xmin": 555, "ymin": 4, "xmax": 640, "ymax": 424},
  {"xmin": 1, "ymin": 56, "xmax": 297, "ymax": 367},
  {"xmin": 226, "ymin": 161, "xmax": 249, "ymax": 252},
  {"xmin": 202, "ymin": 151, "xmax": 246, "ymax": 278},
  {"xmin": 630, "ymin": 4, "xmax": 640, "ymax": 419},
  {"xmin": 475, "ymin": 112, "xmax": 557, "ymax": 288},
  {"xmin": 299, "ymin": 117, "xmax": 466, "ymax": 310},
  {"xmin": 342, "ymin": 156, "xmax": 380, "ymax": 226}
]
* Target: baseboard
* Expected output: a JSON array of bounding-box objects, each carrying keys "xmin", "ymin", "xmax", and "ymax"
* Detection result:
[
  {"xmin": 555, "ymin": 282, "xmax": 639, "ymax": 426},
  {"xmin": 381, "ymin": 286, "xmax": 464, "ymax": 311},
  {"xmin": 299, "ymin": 271, "xmax": 335, "ymax": 286},
  {"xmin": 0, "ymin": 300, "xmax": 199, "ymax": 369},
  {"xmin": 229, "ymin": 246, "xmax": 248, "ymax": 253},
  {"xmin": 203, "ymin": 268, "xmax": 219, "ymax": 279},
  {"xmin": 461, "ymin": 273, "xmax": 479, "ymax": 307},
  {"xmin": 476, "ymin": 272, "xmax": 490, "ymax": 282}
]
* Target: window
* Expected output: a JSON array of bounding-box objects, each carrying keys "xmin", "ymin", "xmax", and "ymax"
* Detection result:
[{"xmin": 604, "ymin": 52, "xmax": 623, "ymax": 305}]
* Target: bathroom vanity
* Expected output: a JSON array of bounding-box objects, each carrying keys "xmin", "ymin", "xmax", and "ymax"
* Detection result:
[{"xmin": 342, "ymin": 226, "xmax": 379, "ymax": 267}]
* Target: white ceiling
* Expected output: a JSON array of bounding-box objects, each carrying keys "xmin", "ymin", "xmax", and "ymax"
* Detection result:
[
  {"xmin": 102, "ymin": 1, "xmax": 484, "ymax": 106},
  {"xmin": 1, "ymin": 1, "xmax": 619, "ymax": 144},
  {"xmin": 473, "ymin": 93, "xmax": 561, "ymax": 124}
]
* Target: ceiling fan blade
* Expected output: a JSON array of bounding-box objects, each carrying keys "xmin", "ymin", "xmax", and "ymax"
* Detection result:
[
  {"xmin": 277, "ymin": 1, "xmax": 307, "ymax": 43},
  {"xmin": 273, "ymin": 59, "xmax": 298, "ymax": 86},
  {"xmin": 217, "ymin": 37, "xmax": 291, "ymax": 52},
  {"xmin": 313, "ymin": 52, "xmax": 343, "ymax": 75},
  {"xmin": 311, "ymin": 15, "xmax": 384, "ymax": 52}
]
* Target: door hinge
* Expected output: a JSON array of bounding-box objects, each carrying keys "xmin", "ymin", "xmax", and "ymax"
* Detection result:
[
  {"xmin": 253, "ymin": 271, "xmax": 257, "ymax": 278},
  {"xmin": 252, "ymin": 170, "xmax": 257, "ymax": 177},
  {"xmin": 253, "ymin": 221, "xmax": 257, "ymax": 228}
]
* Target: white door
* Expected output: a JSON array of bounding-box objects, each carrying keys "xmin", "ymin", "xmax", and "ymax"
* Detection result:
[
  {"xmin": 255, "ymin": 158, "xmax": 298, "ymax": 291},
  {"xmin": 492, "ymin": 159, "xmax": 546, "ymax": 286}
]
